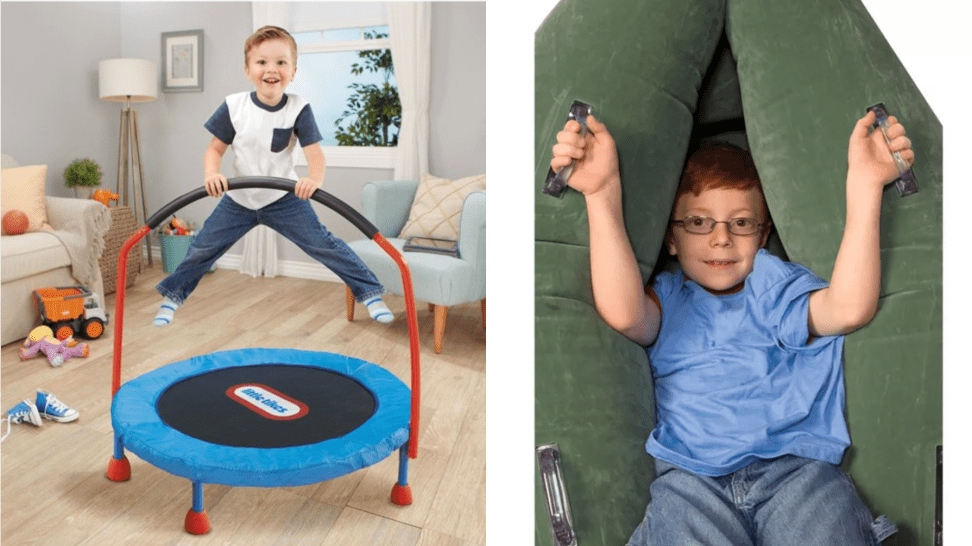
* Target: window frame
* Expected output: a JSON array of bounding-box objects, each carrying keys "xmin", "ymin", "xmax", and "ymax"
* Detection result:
[{"xmin": 291, "ymin": 21, "xmax": 397, "ymax": 170}]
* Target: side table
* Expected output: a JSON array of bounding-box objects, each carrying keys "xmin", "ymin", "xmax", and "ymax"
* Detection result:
[{"xmin": 100, "ymin": 205, "xmax": 143, "ymax": 295}]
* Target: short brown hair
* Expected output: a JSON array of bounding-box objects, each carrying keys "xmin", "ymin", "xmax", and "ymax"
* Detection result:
[
  {"xmin": 245, "ymin": 25, "xmax": 298, "ymax": 65},
  {"xmin": 674, "ymin": 142, "xmax": 768, "ymax": 218}
]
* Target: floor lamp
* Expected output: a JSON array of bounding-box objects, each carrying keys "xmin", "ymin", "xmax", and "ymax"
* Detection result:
[{"xmin": 99, "ymin": 58, "xmax": 158, "ymax": 265}]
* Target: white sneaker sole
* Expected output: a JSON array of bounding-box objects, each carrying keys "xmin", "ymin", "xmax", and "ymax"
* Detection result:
[{"xmin": 41, "ymin": 412, "xmax": 78, "ymax": 423}]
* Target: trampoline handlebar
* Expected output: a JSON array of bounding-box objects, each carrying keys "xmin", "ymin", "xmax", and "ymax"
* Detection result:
[
  {"xmin": 145, "ymin": 177, "xmax": 380, "ymax": 237},
  {"xmin": 111, "ymin": 177, "xmax": 421, "ymax": 459}
]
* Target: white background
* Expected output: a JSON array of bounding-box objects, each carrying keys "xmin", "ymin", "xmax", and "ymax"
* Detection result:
[{"xmin": 488, "ymin": 0, "xmax": 969, "ymax": 544}]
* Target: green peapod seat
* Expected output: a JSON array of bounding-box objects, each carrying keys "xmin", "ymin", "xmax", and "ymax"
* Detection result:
[{"xmin": 534, "ymin": 1, "xmax": 942, "ymax": 545}]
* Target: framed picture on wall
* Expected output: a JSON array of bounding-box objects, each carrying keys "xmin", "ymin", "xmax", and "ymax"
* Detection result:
[{"xmin": 161, "ymin": 29, "xmax": 204, "ymax": 92}]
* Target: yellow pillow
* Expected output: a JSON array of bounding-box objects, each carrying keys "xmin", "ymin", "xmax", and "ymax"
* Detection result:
[
  {"xmin": 399, "ymin": 173, "xmax": 486, "ymax": 240},
  {"xmin": 1, "ymin": 165, "xmax": 49, "ymax": 232}
]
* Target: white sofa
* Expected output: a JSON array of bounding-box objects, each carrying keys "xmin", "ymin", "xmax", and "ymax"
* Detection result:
[{"xmin": 1, "ymin": 154, "xmax": 111, "ymax": 345}]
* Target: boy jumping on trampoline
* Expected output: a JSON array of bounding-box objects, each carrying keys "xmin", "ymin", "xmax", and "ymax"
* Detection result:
[
  {"xmin": 550, "ymin": 111, "xmax": 913, "ymax": 545},
  {"xmin": 154, "ymin": 25, "xmax": 392, "ymax": 327}
]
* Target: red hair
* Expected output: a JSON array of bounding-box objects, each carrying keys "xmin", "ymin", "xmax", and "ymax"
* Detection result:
[
  {"xmin": 677, "ymin": 142, "xmax": 762, "ymax": 196},
  {"xmin": 673, "ymin": 142, "xmax": 768, "ymax": 218}
]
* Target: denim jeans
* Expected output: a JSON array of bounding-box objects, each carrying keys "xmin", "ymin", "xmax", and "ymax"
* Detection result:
[
  {"xmin": 156, "ymin": 193, "xmax": 384, "ymax": 304},
  {"xmin": 626, "ymin": 455, "xmax": 897, "ymax": 546}
]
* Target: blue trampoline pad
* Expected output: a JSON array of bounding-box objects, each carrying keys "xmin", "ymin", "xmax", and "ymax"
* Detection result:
[{"xmin": 111, "ymin": 348, "xmax": 411, "ymax": 487}]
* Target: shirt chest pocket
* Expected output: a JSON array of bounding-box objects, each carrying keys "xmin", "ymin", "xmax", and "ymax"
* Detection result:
[{"xmin": 271, "ymin": 127, "xmax": 294, "ymax": 153}]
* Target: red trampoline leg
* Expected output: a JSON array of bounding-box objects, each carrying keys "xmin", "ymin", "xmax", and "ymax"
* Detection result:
[
  {"xmin": 106, "ymin": 456, "xmax": 131, "ymax": 482},
  {"xmin": 390, "ymin": 444, "xmax": 413, "ymax": 505},
  {"xmin": 106, "ymin": 438, "xmax": 131, "ymax": 481},
  {"xmin": 391, "ymin": 483, "xmax": 413, "ymax": 505},
  {"xmin": 185, "ymin": 481, "xmax": 211, "ymax": 534},
  {"xmin": 185, "ymin": 510, "xmax": 210, "ymax": 535}
]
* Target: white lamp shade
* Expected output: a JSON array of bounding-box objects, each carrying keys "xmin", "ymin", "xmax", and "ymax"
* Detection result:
[{"xmin": 99, "ymin": 58, "xmax": 158, "ymax": 102}]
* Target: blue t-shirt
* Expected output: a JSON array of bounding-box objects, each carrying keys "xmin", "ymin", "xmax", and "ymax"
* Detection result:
[{"xmin": 646, "ymin": 249, "xmax": 850, "ymax": 476}]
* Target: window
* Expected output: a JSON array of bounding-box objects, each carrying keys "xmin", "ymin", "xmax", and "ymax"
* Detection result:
[{"xmin": 289, "ymin": 24, "xmax": 400, "ymax": 169}]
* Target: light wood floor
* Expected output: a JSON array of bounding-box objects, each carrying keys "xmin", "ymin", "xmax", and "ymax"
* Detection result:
[{"xmin": 1, "ymin": 265, "xmax": 486, "ymax": 546}]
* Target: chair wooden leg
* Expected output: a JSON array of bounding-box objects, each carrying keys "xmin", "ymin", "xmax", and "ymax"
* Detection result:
[
  {"xmin": 346, "ymin": 286, "xmax": 355, "ymax": 321},
  {"xmin": 481, "ymin": 299, "xmax": 486, "ymax": 328},
  {"xmin": 433, "ymin": 305, "xmax": 447, "ymax": 354}
]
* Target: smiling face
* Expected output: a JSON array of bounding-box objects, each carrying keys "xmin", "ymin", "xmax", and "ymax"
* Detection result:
[
  {"xmin": 245, "ymin": 37, "xmax": 296, "ymax": 106},
  {"xmin": 667, "ymin": 187, "xmax": 771, "ymax": 295}
]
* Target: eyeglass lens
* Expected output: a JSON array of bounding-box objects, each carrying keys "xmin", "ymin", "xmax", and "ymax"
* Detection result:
[{"xmin": 679, "ymin": 216, "xmax": 760, "ymax": 235}]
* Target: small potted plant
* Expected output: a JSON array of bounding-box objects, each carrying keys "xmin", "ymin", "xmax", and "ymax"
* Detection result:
[{"xmin": 64, "ymin": 158, "xmax": 103, "ymax": 198}]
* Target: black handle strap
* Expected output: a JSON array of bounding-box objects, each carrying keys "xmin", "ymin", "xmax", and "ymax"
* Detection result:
[{"xmin": 145, "ymin": 176, "xmax": 379, "ymax": 239}]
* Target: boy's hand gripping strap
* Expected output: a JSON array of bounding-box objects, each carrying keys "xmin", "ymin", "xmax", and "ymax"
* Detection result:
[
  {"xmin": 866, "ymin": 102, "xmax": 918, "ymax": 197},
  {"xmin": 543, "ymin": 100, "xmax": 594, "ymax": 198}
]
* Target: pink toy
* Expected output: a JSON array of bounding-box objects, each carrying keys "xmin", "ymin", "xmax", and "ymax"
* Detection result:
[{"xmin": 19, "ymin": 326, "xmax": 89, "ymax": 367}]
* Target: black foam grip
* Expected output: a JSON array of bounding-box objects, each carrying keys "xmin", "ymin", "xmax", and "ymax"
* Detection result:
[{"xmin": 145, "ymin": 177, "xmax": 379, "ymax": 239}]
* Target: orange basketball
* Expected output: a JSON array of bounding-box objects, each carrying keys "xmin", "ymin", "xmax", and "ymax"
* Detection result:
[{"xmin": 2, "ymin": 210, "xmax": 29, "ymax": 235}]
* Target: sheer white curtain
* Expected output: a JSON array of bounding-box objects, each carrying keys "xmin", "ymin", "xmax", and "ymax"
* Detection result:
[
  {"xmin": 388, "ymin": 3, "xmax": 431, "ymax": 180},
  {"xmin": 239, "ymin": 3, "xmax": 293, "ymax": 278},
  {"xmin": 252, "ymin": 2, "xmax": 290, "ymax": 29}
]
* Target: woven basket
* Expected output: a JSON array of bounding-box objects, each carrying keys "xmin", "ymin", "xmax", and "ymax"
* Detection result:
[{"xmin": 100, "ymin": 206, "xmax": 142, "ymax": 295}]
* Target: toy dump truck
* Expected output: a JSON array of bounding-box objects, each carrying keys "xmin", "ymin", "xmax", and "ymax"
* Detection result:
[{"xmin": 33, "ymin": 286, "xmax": 108, "ymax": 340}]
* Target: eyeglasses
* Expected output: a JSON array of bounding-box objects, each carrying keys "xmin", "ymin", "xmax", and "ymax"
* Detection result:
[{"xmin": 671, "ymin": 216, "xmax": 764, "ymax": 235}]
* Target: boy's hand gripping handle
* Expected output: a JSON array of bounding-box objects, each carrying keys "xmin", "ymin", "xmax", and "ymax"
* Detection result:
[
  {"xmin": 537, "ymin": 443, "xmax": 578, "ymax": 546},
  {"xmin": 543, "ymin": 101, "xmax": 594, "ymax": 198},
  {"xmin": 866, "ymin": 103, "xmax": 918, "ymax": 197}
]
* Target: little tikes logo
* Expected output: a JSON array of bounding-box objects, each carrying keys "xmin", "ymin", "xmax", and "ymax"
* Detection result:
[{"xmin": 226, "ymin": 384, "xmax": 309, "ymax": 420}]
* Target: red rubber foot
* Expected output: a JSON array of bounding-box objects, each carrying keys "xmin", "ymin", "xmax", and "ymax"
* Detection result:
[
  {"xmin": 184, "ymin": 509, "xmax": 211, "ymax": 535},
  {"xmin": 106, "ymin": 456, "xmax": 131, "ymax": 482},
  {"xmin": 391, "ymin": 483, "xmax": 413, "ymax": 505}
]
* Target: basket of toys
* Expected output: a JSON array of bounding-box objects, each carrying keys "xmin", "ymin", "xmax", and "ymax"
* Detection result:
[{"xmin": 159, "ymin": 216, "xmax": 196, "ymax": 274}]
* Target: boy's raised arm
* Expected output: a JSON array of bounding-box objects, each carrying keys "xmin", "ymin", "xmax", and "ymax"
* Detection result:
[
  {"xmin": 204, "ymin": 136, "xmax": 230, "ymax": 197},
  {"xmin": 551, "ymin": 115, "xmax": 661, "ymax": 346},
  {"xmin": 295, "ymin": 142, "xmax": 326, "ymax": 200},
  {"xmin": 808, "ymin": 111, "xmax": 914, "ymax": 337}
]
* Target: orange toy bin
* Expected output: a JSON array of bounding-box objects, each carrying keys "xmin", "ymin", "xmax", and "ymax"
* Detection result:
[
  {"xmin": 32, "ymin": 286, "xmax": 108, "ymax": 340},
  {"xmin": 35, "ymin": 287, "xmax": 86, "ymax": 320}
]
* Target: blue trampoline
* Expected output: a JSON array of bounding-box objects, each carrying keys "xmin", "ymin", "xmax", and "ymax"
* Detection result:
[{"xmin": 105, "ymin": 178, "xmax": 421, "ymax": 535}]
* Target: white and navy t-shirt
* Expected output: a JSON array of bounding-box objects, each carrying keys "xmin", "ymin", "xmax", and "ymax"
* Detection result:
[{"xmin": 205, "ymin": 91, "xmax": 323, "ymax": 209}]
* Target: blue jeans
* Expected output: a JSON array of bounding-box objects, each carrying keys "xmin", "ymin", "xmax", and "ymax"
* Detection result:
[
  {"xmin": 626, "ymin": 456, "xmax": 897, "ymax": 546},
  {"xmin": 157, "ymin": 193, "xmax": 384, "ymax": 304}
]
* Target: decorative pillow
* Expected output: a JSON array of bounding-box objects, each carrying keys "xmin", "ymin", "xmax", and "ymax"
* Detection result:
[
  {"xmin": 1, "ymin": 165, "xmax": 49, "ymax": 232},
  {"xmin": 399, "ymin": 173, "xmax": 486, "ymax": 240}
]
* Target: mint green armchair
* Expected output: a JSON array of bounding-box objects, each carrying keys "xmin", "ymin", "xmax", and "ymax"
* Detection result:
[{"xmin": 346, "ymin": 180, "xmax": 486, "ymax": 353}]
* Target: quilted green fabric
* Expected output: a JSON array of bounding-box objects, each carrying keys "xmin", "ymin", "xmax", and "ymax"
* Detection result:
[{"xmin": 535, "ymin": 0, "xmax": 941, "ymax": 544}]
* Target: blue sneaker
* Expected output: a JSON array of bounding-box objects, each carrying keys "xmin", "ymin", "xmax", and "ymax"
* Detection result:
[
  {"xmin": 2, "ymin": 400, "xmax": 42, "ymax": 442},
  {"xmin": 35, "ymin": 390, "xmax": 79, "ymax": 423}
]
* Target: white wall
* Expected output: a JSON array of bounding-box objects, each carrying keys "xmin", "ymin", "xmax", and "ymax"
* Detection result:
[
  {"xmin": 430, "ymin": 2, "xmax": 487, "ymax": 177},
  {"xmin": 2, "ymin": 1, "xmax": 486, "ymax": 266},
  {"xmin": 117, "ymin": 2, "xmax": 255, "ymax": 252},
  {"xmin": 1, "ymin": 2, "xmax": 122, "ymax": 197}
]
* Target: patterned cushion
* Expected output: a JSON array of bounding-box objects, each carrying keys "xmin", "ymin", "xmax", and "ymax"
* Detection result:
[
  {"xmin": 399, "ymin": 173, "xmax": 486, "ymax": 240},
  {"xmin": 1, "ymin": 164, "xmax": 49, "ymax": 232}
]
